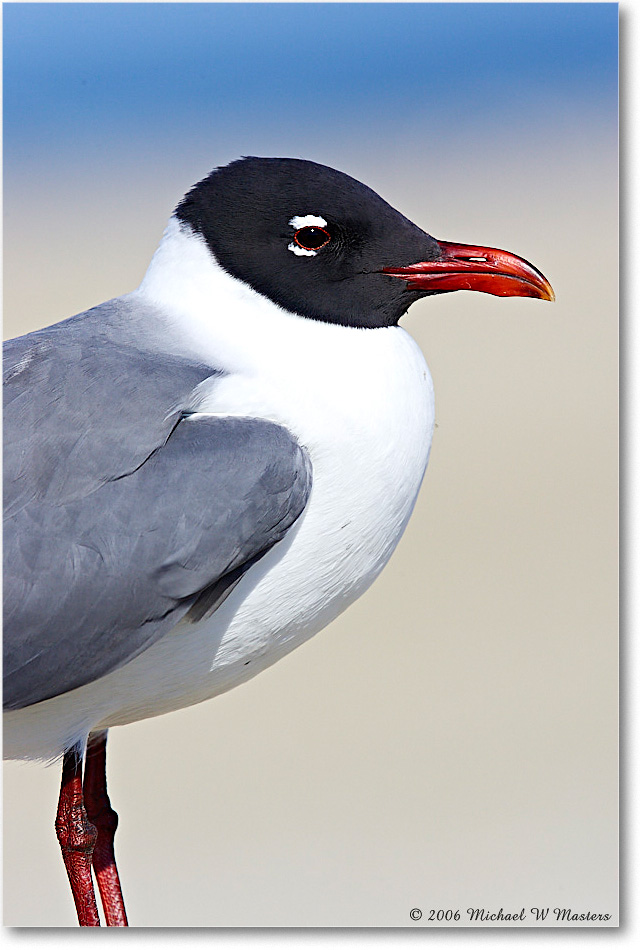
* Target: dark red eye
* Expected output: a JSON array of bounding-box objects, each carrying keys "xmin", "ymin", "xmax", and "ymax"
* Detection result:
[{"xmin": 294, "ymin": 226, "xmax": 331, "ymax": 251}]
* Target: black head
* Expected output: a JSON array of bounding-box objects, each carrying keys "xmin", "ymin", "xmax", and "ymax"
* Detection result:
[
  {"xmin": 175, "ymin": 157, "xmax": 442, "ymax": 329},
  {"xmin": 175, "ymin": 157, "xmax": 555, "ymax": 328}
]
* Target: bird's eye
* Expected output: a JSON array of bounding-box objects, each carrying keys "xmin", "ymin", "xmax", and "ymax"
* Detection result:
[{"xmin": 294, "ymin": 226, "xmax": 331, "ymax": 251}]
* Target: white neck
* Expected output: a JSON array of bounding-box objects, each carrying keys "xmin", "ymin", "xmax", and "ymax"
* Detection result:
[
  {"xmin": 136, "ymin": 217, "xmax": 434, "ymax": 470},
  {"xmin": 137, "ymin": 217, "xmax": 377, "ymax": 377}
]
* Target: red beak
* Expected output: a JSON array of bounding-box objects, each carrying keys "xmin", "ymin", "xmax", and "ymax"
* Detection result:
[{"xmin": 382, "ymin": 240, "xmax": 555, "ymax": 302}]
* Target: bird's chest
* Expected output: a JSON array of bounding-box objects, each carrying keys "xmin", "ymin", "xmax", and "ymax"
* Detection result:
[
  {"xmin": 101, "ymin": 327, "xmax": 434, "ymax": 727},
  {"xmin": 192, "ymin": 329, "xmax": 434, "ymax": 672}
]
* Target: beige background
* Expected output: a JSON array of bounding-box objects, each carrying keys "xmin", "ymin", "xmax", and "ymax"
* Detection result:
[{"xmin": 3, "ymin": 130, "xmax": 617, "ymax": 926}]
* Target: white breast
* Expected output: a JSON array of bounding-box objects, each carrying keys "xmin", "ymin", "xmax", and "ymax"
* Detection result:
[{"xmin": 4, "ymin": 222, "xmax": 434, "ymax": 760}]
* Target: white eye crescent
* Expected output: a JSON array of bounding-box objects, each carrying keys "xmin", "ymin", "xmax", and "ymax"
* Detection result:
[
  {"xmin": 288, "ymin": 243, "xmax": 316, "ymax": 257},
  {"xmin": 289, "ymin": 214, "xmax": 327, "ymax": 229}
]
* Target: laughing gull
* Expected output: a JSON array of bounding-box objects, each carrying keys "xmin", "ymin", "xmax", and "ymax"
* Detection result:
[{"xmin": 3, "ymin": 156, "xmax": 554, "ymax": 925}]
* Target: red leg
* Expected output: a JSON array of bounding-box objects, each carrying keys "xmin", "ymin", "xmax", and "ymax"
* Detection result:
[
  {"xmin": 83, "ymin": 731, "xmax": 128, "ymax": 926},
  {"xmin": 55, "ymin": 746, "xmax": 101, "ymax": 926}
]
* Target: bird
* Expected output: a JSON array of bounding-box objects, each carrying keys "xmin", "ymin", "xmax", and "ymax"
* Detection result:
[{"xmin": 3, "ymin": 156, "xmax": 554, "ymax": 926}]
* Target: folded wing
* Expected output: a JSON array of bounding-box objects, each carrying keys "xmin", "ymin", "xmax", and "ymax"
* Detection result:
[{"xmin": 3, "ymin": 316, "xmax": 312, "ymax": 709}]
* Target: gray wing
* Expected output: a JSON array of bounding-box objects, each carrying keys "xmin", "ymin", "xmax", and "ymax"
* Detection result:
[
  {"xmin": 3, "ymin": 313, "xmax": 312, "ymax": 710},
  {"xmin": 3, "ymin": 301, "xmax": 218, "ymax": 514}
]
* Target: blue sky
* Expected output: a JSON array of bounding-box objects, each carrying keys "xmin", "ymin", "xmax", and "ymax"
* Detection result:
[{"xmin": 4, "ymin": 2, "xmax": 618, "ymax": 168}]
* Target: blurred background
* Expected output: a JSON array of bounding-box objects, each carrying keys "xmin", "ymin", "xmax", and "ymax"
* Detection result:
[{"xmin": 3, "ymin": 2, "xmax": 618, "ymax": 928}]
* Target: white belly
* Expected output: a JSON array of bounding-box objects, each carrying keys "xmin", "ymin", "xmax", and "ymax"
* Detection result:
[{"xmin": 4, "ymin": 317, "xmax": 433, "ymax": 761}]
